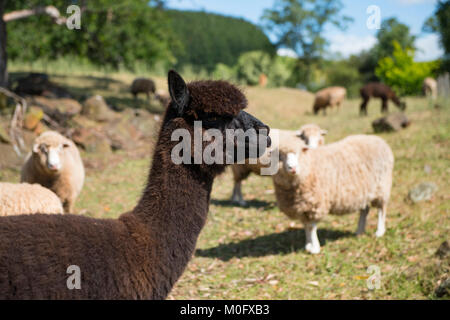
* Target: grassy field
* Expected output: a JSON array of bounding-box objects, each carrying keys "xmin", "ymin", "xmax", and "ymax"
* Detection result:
[{"xmin": 1, "ymin": 70, "xmax": 449, "ymax": 299}]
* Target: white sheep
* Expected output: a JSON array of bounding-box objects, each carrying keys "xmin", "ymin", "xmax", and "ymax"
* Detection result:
[
  {"xmin": 0, "ymin": 183, "xmax": 63, "ymax": 216},
  {"xmin": 273, "ymin": 135, "xmax": 394, "ymax": 254},
  {"xmin": 231, "ymin": 124, "xmax": 326, "ymax": 206},
  {"xmin": 21, "ymin": 131, "xmax": 85, "ymax": 213}
]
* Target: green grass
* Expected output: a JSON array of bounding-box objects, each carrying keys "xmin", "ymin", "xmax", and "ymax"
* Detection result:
[{"xmin": 1, "ymin": 69, "xmax": 449, "ymax": 299}]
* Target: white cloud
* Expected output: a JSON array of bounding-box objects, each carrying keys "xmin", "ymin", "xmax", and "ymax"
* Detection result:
[
  {"xmin": 397, "ymin": 0, "xmax": 437, "ymax": 5},
  {"xmin": 328, "ymin": 34, "xmax": 377, "ymax": 57},
  {"xmin": 277, "ymin": 48, "xmax": 298, "ymax": 58},
  {"xmin": 415, "ymin": 34, "xmax": 444, "ymax": 61}
]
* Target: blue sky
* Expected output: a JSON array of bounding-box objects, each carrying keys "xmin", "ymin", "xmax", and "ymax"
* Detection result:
[{"xmin": 166, "ymin": 0, "xmax": 443, "ymax": 61}]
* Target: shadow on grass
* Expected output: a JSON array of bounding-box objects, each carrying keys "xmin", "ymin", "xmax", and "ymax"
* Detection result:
[
  {"xmin": 211, "ymin": 199, "xmax": 275, "ymax": 210},
  {"xmin": 196, "ymin": 228, "xmax": 353, "ymax": 261}
]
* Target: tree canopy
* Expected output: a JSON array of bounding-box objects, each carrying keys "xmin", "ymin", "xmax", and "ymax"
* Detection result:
[{"xmin": 167, "ymin": 10, "xmax": 275, "ymax": 71}]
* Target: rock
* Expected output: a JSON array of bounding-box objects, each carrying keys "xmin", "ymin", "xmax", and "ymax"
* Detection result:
[
  {"xmin": 32, "ymin": 96, "xmax": 82, "ymax": 116},
  {"xmin": 435, "ymin": 278, "xmax": 450, "ymax": 298},
  {"xmin": 103, "ymin": 117, "xmax": 142, "ymax": 151},
  {"xmin": 24, "ymin": 106, "xmax": 44, "ymax": 131},
  {"xmin": 372, "ymin": 113, "xmax": 410, "ymax": 133},
  {"xmin": 72, "ymin": 127, "xmax": 112, "ymax": 154},
  {"xmin": 436, "ymin": 241, "xmax": 450, "ymax": 259},
  {"xmin": 408, "ymin": 182, "xmax": 438, "ymax": 203},
  {"xmin": 82, "ymin": 95, "xmax": 116, "ymax": 122},
  {"xmin": 122, "ymin": 108, "xmax": 157, "ymax": 139}
]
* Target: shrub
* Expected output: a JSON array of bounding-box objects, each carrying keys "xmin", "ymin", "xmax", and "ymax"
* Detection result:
[{"xmin": 375, "ymin": 41, "xmax": 440, "ymax": 95}]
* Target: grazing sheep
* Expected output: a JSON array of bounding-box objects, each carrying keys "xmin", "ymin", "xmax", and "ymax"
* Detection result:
[
  {"xmin": 423, "ymin": 77, "xmax": 437, "ymax": 100},
  {"xmin": 131, "ymin": 78, "xmax": 156, "ymax": 101},
  {"xmin": 313, "ymin": 86, "xmax": 347, "ymax": 115},
  {"xmin": 0, "ymin": 183, "xmax": 63, "ymax": 216},
  {"xmin": 231, "ymin": 124, "xmax": 326, "ymax": 206},
  {"xmin": 21, "ymin": 131, "xmax": 85, "ymax": 213},
  {"xmin": 0, "ymin": 70, "xmax": 270, "ymax": 299},
  {"xmin": 273, "ymin": 135, "xmax": 394, "ymax": 254},
  {"xmin": 360, "ymin": 82, "xmax": 406, "ymax": 115}
]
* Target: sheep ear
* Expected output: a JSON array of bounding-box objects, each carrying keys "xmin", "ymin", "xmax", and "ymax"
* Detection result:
[
  {"xmin": 302, "ymin": 146, "xmax": 309, "ymax": 152},
  {"xmin": 168, "ymin": 70, "xmax": 189, "ymax": 116},
  {"xmin": 295, "ymin": 130, "xmax": 303, "ymax": 138},
  {"xmin": 321, "ymin": 130, "xmax": 328, "ymax": 136},
  {"xmin": 32, "ymin": 143, "xmax": 40, "ymax": 153}
]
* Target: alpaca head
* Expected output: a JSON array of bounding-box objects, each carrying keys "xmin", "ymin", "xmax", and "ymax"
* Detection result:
[
  {"xmin": 32, "ymin": 131, "xmax": 71, "ymax": 174},
  {"xmin": 164, "ymin": 70, "xmax": 271, "ymax": 174}
]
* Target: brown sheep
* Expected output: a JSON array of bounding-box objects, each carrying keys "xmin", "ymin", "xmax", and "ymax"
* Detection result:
[
  {"xmin": 0, "ymin": 70, "xmax": 270, "ymax": 299},
  {"xmin": 313, "ymin": 86, "xmax": 347, "ymax": 115},
  {"xmin": 21, "ymin": 131, "xmax": 85, "ymax": 213},
  {"xmin": 423, "ymin": 77, "xmax": 437, "ymax": 100},
  {"xmin": 130, "ymin": 78, "xmax": 156, "ymax": 101},
  {"xmin": 360, "ymin": 82, "xmax": 406, "ymax": 115}
]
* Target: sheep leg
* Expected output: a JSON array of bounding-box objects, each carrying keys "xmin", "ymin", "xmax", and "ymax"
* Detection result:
[
  {"xmin": 231, "ymin": 181, "xmax": 247, "ymax": 206},
  {"xmin": 305, "ymin": 222, "xmax": 321, "ymax": 254},
  {"xmin": 356, "ymin": 206, "xmax": 369, "ymax": 235},
  {"xmin": 375, "ymin": 204, "xmax": 387, "ymax": 238}
]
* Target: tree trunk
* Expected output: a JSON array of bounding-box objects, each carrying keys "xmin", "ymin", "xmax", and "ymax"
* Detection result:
[{"xmin": 0, "ymin": 0, "xmax": 7, "ymax": 87}]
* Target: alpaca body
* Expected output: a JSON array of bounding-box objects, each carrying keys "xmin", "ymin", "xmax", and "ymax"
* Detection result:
[
  {"xmin": 0, "ymin": 165, "xmax": 211, "ymax": 299},
  {"xmin": 0, "ymin": 71, "xmax": 270, "ymax": 299}
]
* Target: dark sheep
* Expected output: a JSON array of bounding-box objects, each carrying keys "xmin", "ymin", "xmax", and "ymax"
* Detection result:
[
  {"xmin": 130, "ymin": 78, "xmax": 156, "ymax": 101},
  {"xmin": 0, "ymin": 70, "xmax": 271, "ymax": 300},
  {"xmin": 360, "ymin": 82, "xmax": 406, "ymax": 116}
]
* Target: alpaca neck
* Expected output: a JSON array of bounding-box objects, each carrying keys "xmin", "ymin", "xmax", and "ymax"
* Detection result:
[{"xmin": 131, "ymin": 121, "xmax": 216, "ymax": 298}]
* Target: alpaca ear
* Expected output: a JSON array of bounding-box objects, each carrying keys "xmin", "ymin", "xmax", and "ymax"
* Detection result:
[{"xmin": 168, "ymin": 70, "xmax": 189, "ymax": 116}]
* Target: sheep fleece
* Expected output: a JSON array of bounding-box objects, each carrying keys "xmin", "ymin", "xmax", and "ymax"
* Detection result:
[
  {"xmin": 0, "ymin": 183, "xmax": 63, "ymax": 216},
  {"xmin": 273, "ymin": 135, "xmax": 394, "ymax": 223}
]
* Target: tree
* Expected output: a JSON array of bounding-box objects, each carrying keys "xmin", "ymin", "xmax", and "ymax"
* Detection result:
[
  {"xmin": 0, "ymin": 0, "xmax": 7, "ymax": 87},
  {"xmin": 168, "ymin": 10, "xmax": 274, "ymax": 71},
  {"xmin": 355, "ymin": 17, "xmax": 416, "ymax": 84},
  {"xmin": 375, "ymin": 41, "xmax": 440, "ymax": 95},
  {"xmin": 423, "ymin": 0, "xmax": 450, "ymax": 71},
  {"xmin": 1, "ymin": 0, "xmax": 173, "ymax": 87},
  {"xmin": 262, "ymin": 0, "xmax": 352, "ymax": 85},
  {"xmin": 373, "ymin": 18, "xmax": 416, "ymax": 59}
]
